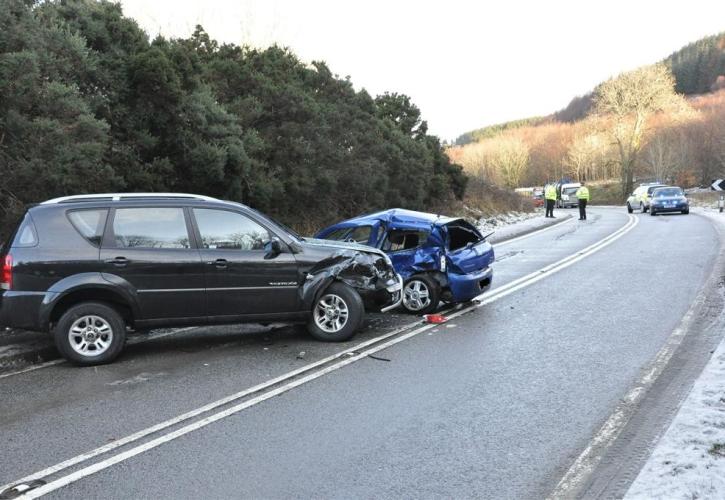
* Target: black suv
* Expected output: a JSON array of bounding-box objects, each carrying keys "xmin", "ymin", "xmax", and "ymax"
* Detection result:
[{"xmin": 0, "ymin": 194, "xmax": 402, "ymax": 365}]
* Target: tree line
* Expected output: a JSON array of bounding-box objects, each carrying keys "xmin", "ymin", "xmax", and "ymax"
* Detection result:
[{"xmin": 0, "ymin": 0, "xmax": 467, "ymax": 240}]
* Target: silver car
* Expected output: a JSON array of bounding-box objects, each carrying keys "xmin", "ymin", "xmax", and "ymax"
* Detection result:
[{"xmin": 626, "ymin": 184, "xmax": 667, "ymax": 213}]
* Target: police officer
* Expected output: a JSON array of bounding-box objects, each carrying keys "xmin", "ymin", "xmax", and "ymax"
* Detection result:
[
  {"xmin": 545, "ymin": 183, "xmax": 557, "ymax": 218},
  {"xmin": 576, "ymin": 182, "xmax": 590, "ymax": 220}
]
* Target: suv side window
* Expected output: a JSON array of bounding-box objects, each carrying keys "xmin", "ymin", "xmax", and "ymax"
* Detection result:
[
  {"xmin": 112, "ymin": 208, "xmax": 190, "ymax": 249},
  {"xmin": 12, "ymin": 214, "xmax": 39, "ymax": 248},
  {"xmin": 194, "ymin": 209, "xmax": 270, "ymax": 251},
  {"xmin": 68, "ymin": 209, "xmax": 108, "ymax": 246}
]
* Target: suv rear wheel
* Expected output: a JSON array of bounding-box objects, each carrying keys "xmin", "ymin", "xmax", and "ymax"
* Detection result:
[
  {"xmin": 307, "ymin": 283, "xmax": 364, "ymax": 342},
  {"xmin": 402, "ymin": 275, "xmax": 440, "ymax": 314},
  {"xmin": 627, "ymin": 203, "xmax": 633, "ymax": 214},
  {"xmin": 54, "ymin": 302, "xmax": 126, "ymax": 365}
]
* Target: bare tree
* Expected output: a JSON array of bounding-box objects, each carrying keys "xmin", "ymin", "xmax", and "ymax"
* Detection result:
[
  {"xmin": 594, "ymin": 64, "xmax": 688, "ymax": 199},
  {"xmin": 491, "ymin": 137, "xmax": 529, "ymax": 188}
]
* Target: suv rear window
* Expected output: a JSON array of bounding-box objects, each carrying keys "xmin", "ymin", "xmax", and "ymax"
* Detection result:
[
  {"xmin": 68, "ymin": 209, "xmax": 108, "ymax": 246},
  {"xmin": 113, "ymin": 208, "xmax": 190, "ymax": 249}
]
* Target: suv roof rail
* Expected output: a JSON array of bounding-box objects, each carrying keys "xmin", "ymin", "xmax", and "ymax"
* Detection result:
[{"xmin": 40, "ymin": 193, "xmax": 220, "ymax": 205}]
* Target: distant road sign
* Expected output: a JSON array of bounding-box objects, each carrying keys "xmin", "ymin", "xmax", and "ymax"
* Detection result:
[{"xmin": 711, "ymin": 179, "xmax": 725, "ymax": 191}]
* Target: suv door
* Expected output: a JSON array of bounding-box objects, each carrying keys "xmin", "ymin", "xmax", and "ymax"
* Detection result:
[
  {"xmin": 100, "ymin": 206, "xmax": 206, "ymax": 320},
  {"xmin": 192, "ymin": 208, "xmax": 300, "ymax": 318}
]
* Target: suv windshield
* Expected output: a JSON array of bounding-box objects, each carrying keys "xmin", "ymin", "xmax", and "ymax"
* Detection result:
[
  {"xmin": 653, "ymin": 188, "xmax": 683, "ymax": 197},
  {"xmin": 563, "ymin": 187, "xmax": 578, "ymax": 195}
]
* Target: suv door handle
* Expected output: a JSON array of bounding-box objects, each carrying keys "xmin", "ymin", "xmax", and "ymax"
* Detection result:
[
  {"xmin": 105, "ymin": 257, "xmax": 129, "ymax": 267},
  {"xmin": 209, "ymin": 258, "xmax": 228, "ymax": 269}
]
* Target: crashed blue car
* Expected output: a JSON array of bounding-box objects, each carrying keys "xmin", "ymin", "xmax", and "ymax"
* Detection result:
[{"xmin": 316, "ymin": 209, "xmax": 494, "ymax": 314}]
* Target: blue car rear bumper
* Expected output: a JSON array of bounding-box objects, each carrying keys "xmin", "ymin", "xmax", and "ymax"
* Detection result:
[{"xmin": 448, "ymin": 266, "xmax": 493, "ymax": 303}]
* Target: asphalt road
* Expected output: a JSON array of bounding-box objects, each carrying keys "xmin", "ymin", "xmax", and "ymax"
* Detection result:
[{"xmin": 0, "ymin": 207, "xmax": 720, "ymax": 499}]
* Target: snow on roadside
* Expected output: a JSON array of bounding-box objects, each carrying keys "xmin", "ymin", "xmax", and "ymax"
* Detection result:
[
  {"xmin": 625, "ymin": 208, "xmax": 725, "ymax": 500},
  {"xmin": 473, "ymin": 209, "xmax": 542, "ymax": 234}
]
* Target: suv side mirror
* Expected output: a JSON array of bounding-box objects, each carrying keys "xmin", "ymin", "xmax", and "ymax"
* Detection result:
[{"xmin": 264, "ymin": 237, "xmax": 283, "ymax": 259}]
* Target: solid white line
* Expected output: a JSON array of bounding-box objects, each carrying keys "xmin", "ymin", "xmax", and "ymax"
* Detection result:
[
  {"xmin": 0, "ymin": 359, "xmax": 64, "ymax": 380},
  {"xmin": 494, "ymin": 215, "xmax": 574, "ymax": 247},
  {"xmin": 10, "ymin": 214, "xmax": 638, "ymax": 499},
  {"xmin": 547, "ymin": 218, "xmax": 713, "ymax": 499},
  {"xmin": 0, "ymin": 327, "xmax": 198, "ymax": 380}
]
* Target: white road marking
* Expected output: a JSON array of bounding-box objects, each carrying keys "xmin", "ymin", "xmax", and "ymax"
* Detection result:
[
  {"xmin": 548, "ymin": 291, "xmax": 701, "ymax": 499},
  {"xmin": 0, "ymin": 327, "xmax": 198, "ymax": 380},
  {"xmin": 4, "ymin": 214, "xmax": 638, "ymax": 499},
  {"xmin": 548, "ymin": 212, "xmax": 719, "ymax": 499},
  {"xmin": 0, "ymin": 359, "xmax": 65, "ymax": 380}
]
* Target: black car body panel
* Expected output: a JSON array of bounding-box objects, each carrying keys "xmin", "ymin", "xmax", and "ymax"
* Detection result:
[{"xmin": 0, "ymin": 195, "xmax": 402, "ymax": 335}]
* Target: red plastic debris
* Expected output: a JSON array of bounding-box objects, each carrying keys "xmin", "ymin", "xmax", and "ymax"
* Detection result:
[{"xmin": 424, "ymin": 314, "xmax": 448, "ymax": 324}]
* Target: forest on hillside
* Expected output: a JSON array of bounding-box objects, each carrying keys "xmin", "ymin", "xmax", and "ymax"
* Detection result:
[
  {"xmin": 0, "ymin": 0, "xmax": 467, "ymax": 239},
  {"xmin": 451, "ymin": 32, "xmax": 725, "ymax": 199}
]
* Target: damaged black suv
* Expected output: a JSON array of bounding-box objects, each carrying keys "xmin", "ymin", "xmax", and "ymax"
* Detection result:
[{"xmin": 0, "ymin": 194, "xmax": 402, "ymax": 365}]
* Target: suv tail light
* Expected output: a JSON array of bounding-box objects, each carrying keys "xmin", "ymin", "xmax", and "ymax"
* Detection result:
[{"xmin": 1, "ymin": 254, "xmax": 12, "ymax": 290}]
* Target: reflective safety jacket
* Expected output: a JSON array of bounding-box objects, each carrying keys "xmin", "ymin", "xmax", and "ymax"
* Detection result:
[
  {"xmin": 545, "ymin": 185, "xmax": 557, "ymax": 200},
  {"xmin": 576, "ymin": 186, "xmax": 590, "ymax": 200}
]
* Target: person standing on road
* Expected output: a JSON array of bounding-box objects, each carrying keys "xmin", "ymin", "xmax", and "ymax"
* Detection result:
[
  {"xmin": 545, "ymin": 183, "xmax": 557, "ymax": 218},
  {"xmin": 576, "ymin": 182, "xmax": 590, "ymax": 220}
]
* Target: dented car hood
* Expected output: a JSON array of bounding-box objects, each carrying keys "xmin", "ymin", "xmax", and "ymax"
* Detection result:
[{"xmin": 296, "ymin": 238, "xmax": 399, "ymax": 308}]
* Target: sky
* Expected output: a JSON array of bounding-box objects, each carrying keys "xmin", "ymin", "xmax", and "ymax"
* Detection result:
[{"xmin": 120, "ymin": 0, "xmax": 725, "ymax": 141}]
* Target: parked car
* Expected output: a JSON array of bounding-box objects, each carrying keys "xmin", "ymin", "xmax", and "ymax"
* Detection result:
[
  {"xmin": 316, "ymin": 209, "xmax": 494, "ymax": 314},
  {"xmin": 650, "ymin": 187, "xmax": 689, "ymax": 215},
  {"xmin": 626, "ymin": 183, "xmax": 667, "ymax": 213},
  {"xmin": 0, "ymin": 193, "xmax": 403, "ymax": 365},
  {"xmin": 557, "ymin": 182, "xmax": 581, "ymax": 208}
]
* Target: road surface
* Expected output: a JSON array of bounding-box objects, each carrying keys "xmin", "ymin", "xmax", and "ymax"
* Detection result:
[{"xmin": 0, "ymin": 207, "xmax": 721, "ymax": 499}]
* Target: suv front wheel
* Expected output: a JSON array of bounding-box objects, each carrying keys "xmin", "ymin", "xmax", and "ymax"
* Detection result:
[
  {"xmin": 54, "ymin": 302, "xmax": 127, "ymax": 365},
  {"xmin": 307, "ymin": 283, "xmax": 364, "ymax": 342}
]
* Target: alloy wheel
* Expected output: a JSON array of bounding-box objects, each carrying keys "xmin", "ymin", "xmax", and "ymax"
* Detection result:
[
  {"xmin": 403, "ymin": 280, "xmax": 432, "ymax": 312},
  {"xmin": 313, "ymin": 294, "xmax": 350, "ymax": 333},
  {"xmin": 68, "ymin": 315, "xmax": 114, "ymax": 357}
]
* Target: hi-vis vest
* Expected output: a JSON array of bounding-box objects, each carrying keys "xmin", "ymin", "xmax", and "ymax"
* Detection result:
[
  {"xmin": 545, "ymin": 185, "xmax": 557, "ymax": 200},
  {"xmin": 576, "ymin": 186, "xmax": 590, "ymax": 200}
]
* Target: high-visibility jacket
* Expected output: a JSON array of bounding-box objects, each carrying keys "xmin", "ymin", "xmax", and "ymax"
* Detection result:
[
  {"xmin": 576, "ymin": 186, "xmax": 590, "ymax": 200},
  {"xmin": 545, "ymin": 185, "xmax": 557, "ymax": 201}
]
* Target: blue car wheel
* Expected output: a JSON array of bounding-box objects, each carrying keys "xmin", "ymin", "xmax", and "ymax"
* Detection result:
[{"xmin": 402, "ymin": 275, "xmax": 440, "ymax": 314}]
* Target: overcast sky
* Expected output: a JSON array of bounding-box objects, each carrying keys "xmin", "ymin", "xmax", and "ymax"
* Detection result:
[{"xmin": 120, "ymin": 0, "xmax": 725, "ymax": 140}]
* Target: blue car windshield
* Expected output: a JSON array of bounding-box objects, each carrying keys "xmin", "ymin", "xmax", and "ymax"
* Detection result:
[{"xmin": 654, "ymin": 188, "xmax": 683, "ymax": 197}]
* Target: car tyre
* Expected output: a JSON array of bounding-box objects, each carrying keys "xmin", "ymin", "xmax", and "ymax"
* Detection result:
[
  {"xmin": 307, "ymin": 282, "xmax": 364, "ymax": 342},
  {"xmin": 650, "ymin": 209, "xmax": 657, "ymax": 216},
  {"xmin": 627, "ymin": 203, "xmax": 633, "ymax": 214},
  {"xmin": 640, "ymin": 202, "xmax": 647, "ymax": 213},
  {"xmin": 402, "ymin": 274, "xmax": 441, "ymax": 315},
  {"xmin": 54, "ymin": 302, "xmax": 126, "ymax": 366},
  {"xmin": 682, "ymin": 208, "xmax": 689, "ymax": 215}
]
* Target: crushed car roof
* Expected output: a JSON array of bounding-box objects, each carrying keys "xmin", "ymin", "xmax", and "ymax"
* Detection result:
[{"xmin": 331, "ymin": 208, "xmax": 459, "ymax": 228}]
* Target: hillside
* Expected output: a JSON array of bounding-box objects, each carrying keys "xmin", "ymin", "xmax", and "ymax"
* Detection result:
[{"xmin": 455, "ymin": 31, "xmax": 725, "ymax": 142}]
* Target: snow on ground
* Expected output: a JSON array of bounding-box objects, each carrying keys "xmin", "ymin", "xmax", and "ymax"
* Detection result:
[
  {"xmin": 474, "ymin": 209, "xmax": 542, "ymax": 234},
  {"xmin": 625, "ymin": 208, "xmax": 725, "ymax": 500}
]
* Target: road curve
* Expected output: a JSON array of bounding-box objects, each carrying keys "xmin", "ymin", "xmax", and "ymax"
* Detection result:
[{"xmin": 0, "ymin": 208, "xmax": 719, "ymax": 499}]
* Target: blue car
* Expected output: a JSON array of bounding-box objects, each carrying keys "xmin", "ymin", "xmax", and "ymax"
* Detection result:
[
  {"xmin": 316, "ymin": 209, "xmax": 494, "ymax": 314},
  {"xmin": 650, "ymin": 186, "xmax": 689, "ymax": 215}
]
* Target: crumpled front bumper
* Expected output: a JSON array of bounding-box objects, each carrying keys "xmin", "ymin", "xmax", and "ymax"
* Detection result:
[{"xmin": 380, "ymin": 275, "xmax": 404, "ymax": 312}]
